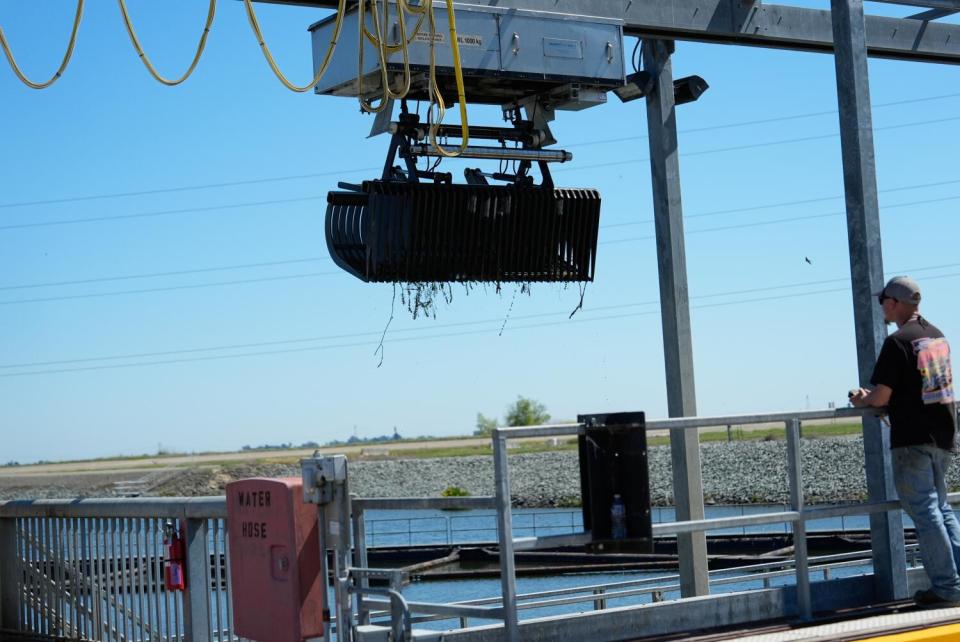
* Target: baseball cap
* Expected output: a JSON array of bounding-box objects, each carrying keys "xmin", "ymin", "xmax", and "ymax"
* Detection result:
[{"xmin": 875, "ymin": 276, "xmax": 921, "ymax": 304}]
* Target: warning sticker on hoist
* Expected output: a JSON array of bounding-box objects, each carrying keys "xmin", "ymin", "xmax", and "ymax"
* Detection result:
[{"xmin": 414, "ymin": 31, "xmax": 484, "ymax": 48}]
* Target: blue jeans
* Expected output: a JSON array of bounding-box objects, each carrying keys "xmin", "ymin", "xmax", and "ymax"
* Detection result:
[{"xmin": 893, "ymin": 445, "xmax": 960, "ymax": 600}]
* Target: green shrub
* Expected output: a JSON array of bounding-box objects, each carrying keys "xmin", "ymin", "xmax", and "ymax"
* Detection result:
[{"xmin": 441, "ymin": 486, "xmax": 470, "ymax": 497}]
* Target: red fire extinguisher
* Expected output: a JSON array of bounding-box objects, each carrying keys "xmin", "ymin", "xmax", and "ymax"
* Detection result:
[{"xmin": 163, "ymin": 521, "xmax": 186, "ymax": 592}]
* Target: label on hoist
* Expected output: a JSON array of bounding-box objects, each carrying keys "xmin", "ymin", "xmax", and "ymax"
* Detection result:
[{"xmin": 414, "ymin": 31, "xmax": 484, "ymax": 47}]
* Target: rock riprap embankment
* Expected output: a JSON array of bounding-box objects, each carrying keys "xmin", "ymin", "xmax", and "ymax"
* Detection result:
[
  {"xmin": 346, "ymin": 438, "xmax": 876, "ymax": 506},
  {"xmin": 8, "ymin": 437, "xmax": 958, "ymax": 505}
]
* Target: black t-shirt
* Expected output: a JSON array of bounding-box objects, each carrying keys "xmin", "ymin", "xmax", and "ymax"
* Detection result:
[{"xmin": 870, "ymin": 316, "xmax": 957, "ymax": 450}]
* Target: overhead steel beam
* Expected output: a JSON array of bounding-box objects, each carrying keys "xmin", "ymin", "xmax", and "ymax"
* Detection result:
[
  {"xmin": 907, "ymin": 8, "xmax": 959, "ymax": 19},
  {"xmin": 265, "ymin": 0, "xmax": 960, "ymax": 65},
  {"xmin": 869, "ymin": 0, "xmax": 960, "ymax": 9}
]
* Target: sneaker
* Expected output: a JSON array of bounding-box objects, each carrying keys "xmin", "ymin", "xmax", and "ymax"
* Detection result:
[{"xmin": 913, "ymin": 588, "xmax": 960, "ymax": 609}]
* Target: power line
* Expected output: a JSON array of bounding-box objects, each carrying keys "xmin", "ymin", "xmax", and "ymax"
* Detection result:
[
  {"xmin": 0, "ymin": 256, "xmax": 329, "ymax": 291},
  {"xmin": 568, "ymin": 91, "xmax": 960, "ymax": 148},
  {"xmin": 558, "ymin": 115, "xmax": 960, "ymax": 175},
  {"xmin": 599, "ymin": 192, "xmax": 960, "ymax": 245},
  {"xmin": 3, "ymin": 92, "xmax": 960, "ymax": 212},
  {"xmin": 0, "ymin": 195, "xmax": 327, "ymax": 231},
  {"xmin": 8, "ymin": 271, "xmax": 960, "ymax": 379},
  {"xmin": 0, "ymin": 271, "xmax": 341, "ymax": 306},
  {"xmin": 599, "ymin": 176, "xmax": 960, "ymax": 230},
  {"xmin": 2, "ymin": 191, "xmax": 957, "ymax": 303},
  {"xmin": 2, "ymin": 112, "xmax": 957, "ymax": 233},
  {"xmin": 5, "ymin": 261, "xmax": 960, "ymax": 373},
  {"xmin": 4, "ymin": 161, "xmax": 960, "ymax": 238},
  {"xmin": 0, "ymin": 171, "xmax": 375, "ymax": 211}
]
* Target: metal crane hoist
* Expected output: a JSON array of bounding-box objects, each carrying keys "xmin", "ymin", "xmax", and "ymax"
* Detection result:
[{"xmin": 310, "ymin": 3, "xmax": 625, "ymax": 284}]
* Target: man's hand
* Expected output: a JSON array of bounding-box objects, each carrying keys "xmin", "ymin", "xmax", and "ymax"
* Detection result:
[
  {"xmin": 848, "ymin": 384, "xmax": 892, "ymax": 408},
  {"xmin": 849, "ymin": 388, "xmax": 870, "ymax": 408}
]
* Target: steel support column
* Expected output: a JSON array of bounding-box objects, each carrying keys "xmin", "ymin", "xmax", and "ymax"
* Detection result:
[
  {"xmin": 830, "ymin": 0, "xmax": 907, "ymax": 601},
  {"xmin": 785, "ymin": 419, "xmax": 811, "ymax": 620},
  {"xmin": 182, "ymin": 517, "xmax": 212, "ymax": 642},
  {"xmin": 643, "ymin": 39, "xmax": 709, "ymax": 598},
  {"xmin": 493, "ymin": 431, "xmax": 520, "ymax": 641}
]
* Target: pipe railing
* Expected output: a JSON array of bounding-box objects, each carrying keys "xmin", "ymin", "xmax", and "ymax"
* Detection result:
[
  {"xmin": 1, "ymin": 405, "xmax": 949, "ymax": 642},
  {"xmin": 363, "ymin": 548, "xmax": 911, "ymax": 628},
  {"xmin": 0, "ymin": 499, "xmax": 232, "ymax": 642},
  {"xmin": 489, "ymin": 406, "xmax": 936, "ymax": 640}
]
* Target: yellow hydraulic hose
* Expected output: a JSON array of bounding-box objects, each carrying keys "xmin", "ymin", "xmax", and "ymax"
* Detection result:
[
  {"xmin": 374, "ymin": 0, "xmax": 412, "ymax": 100},
  {"xmin": 358, "ymin": 0, "xmax": 411, "ymax": 110},
  {"xmin": 364, "ymin": 0, "xmax": 425, "ymax": 54},
  {"xmin": 244, "ymin": 0, "xmax": 347, "ymax": 93},
  {"xmin": 0, "ymin": 0, "xmax": 85, "ymax": 90},
  {"xmin": 117, "ymin": 0, "xmax": 215, "ymax": 86},
  {"xmin": 358, "ymin": 0, "xmax": 467, "ymax": 155},
  {"xmin": 426, "ymin": 0, "xmax": 468, "ymax": 157},
  {"xmin": 358, "ymin": 0, "xmax": 388, "ymax": 112}
]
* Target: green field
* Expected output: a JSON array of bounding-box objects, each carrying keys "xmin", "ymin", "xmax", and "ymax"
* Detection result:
[{"xmin": 358, "ymin": 422, "xmax": 864, "ymax": 459}]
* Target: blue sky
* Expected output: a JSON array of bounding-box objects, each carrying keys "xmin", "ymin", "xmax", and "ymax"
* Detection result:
[{"xmin": 2, "ymin": 1, "xmax": 959, "ymax": 464}]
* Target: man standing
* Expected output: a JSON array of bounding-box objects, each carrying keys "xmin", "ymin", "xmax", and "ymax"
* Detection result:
[{"xmin": 851, "ymin": 276, "xmax": 959, "ymax": 607}]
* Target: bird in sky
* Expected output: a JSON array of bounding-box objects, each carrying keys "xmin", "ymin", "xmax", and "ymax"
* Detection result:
[{"xmin": 804, "ymin": 257, "xmax": 813, "ymax": 265}]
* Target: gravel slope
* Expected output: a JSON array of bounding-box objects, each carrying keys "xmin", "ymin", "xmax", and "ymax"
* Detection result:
[{"xmin": 9, "ymin": 437, "xmax": 959, "ymax": 506}]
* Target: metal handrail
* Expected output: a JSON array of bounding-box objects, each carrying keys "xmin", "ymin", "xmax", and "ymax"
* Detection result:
[
  {"xmin": 363, "ymin": 547, "xmax": 923, "ymax": 627},
  {"xmin": 491, "ymin": 407, "xmax": 869, "ymax": 438},
  {"xmin": 0, "ymin": 496, "xmax": 227, "ymax": 519},
  {"xmin": 487, "ymin": 406, "xmax": 922, "ymax": 639}
]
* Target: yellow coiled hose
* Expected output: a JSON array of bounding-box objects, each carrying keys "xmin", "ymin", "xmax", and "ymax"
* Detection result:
[
  {"xmin": 0, "ymin": 0, "xmax": 85, "ymax": 90},
  {"xmin": 117, "ymin": 0, "xmax": 216, "ymax": 86},
  {"xmin": 359, "ymin": 0, "xmax": 468, "ymax": 155},
  {"xmin": 243, "ymin": 0, "xmax": 347, "ymax": 93}
]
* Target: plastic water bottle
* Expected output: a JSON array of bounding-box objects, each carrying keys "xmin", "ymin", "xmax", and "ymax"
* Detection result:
[{"xmin": 610, "ymin": 494, "xmax": 627, "ymax": 540}]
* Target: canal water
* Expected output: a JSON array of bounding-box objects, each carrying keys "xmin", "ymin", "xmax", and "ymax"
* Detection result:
[
  {"xmin": 353, "ymin": 505, "xmax": 885, "ymax": 632},
  {"xmin": 361, "ymin": 504, "xmax": 882, "ymax": 548}
]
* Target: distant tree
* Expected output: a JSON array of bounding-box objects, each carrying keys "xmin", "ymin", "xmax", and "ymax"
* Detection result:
[
  {"xmin": 474, "ymin": 413, "xmax": 498, "ymax": 437},
  {"xmin": 505, "ymin": 396, "xmax": 550, "ymax": 427}
]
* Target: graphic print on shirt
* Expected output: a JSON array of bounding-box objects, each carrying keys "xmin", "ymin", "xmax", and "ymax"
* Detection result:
[{"xmin": 912, "ymin": 337, "xmax": 955, "ymax": 404}]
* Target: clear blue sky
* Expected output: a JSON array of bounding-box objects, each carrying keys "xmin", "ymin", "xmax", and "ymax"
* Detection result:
[{"xmin": 2, "ymin": 1, "xmax": 959, "ymax": 464}]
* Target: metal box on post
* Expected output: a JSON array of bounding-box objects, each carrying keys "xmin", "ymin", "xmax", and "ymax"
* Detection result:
[
  {"xmin": 577, "ymin": 412, "xmax": 652, "ymax": 552},
  {"xmin": 226, "ymin": 478, "xmax": 324, "ymax": 642}
]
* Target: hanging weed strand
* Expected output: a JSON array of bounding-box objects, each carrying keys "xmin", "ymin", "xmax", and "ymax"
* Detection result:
[{"xmin": 374, "ymin": 283, "xmax": 397, "ymax": 367}]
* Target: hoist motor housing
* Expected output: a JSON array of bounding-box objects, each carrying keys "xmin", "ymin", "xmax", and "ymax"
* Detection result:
[{"xmin": 309, "ymin": 4, "xmax": 625, "ymax": 106}]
